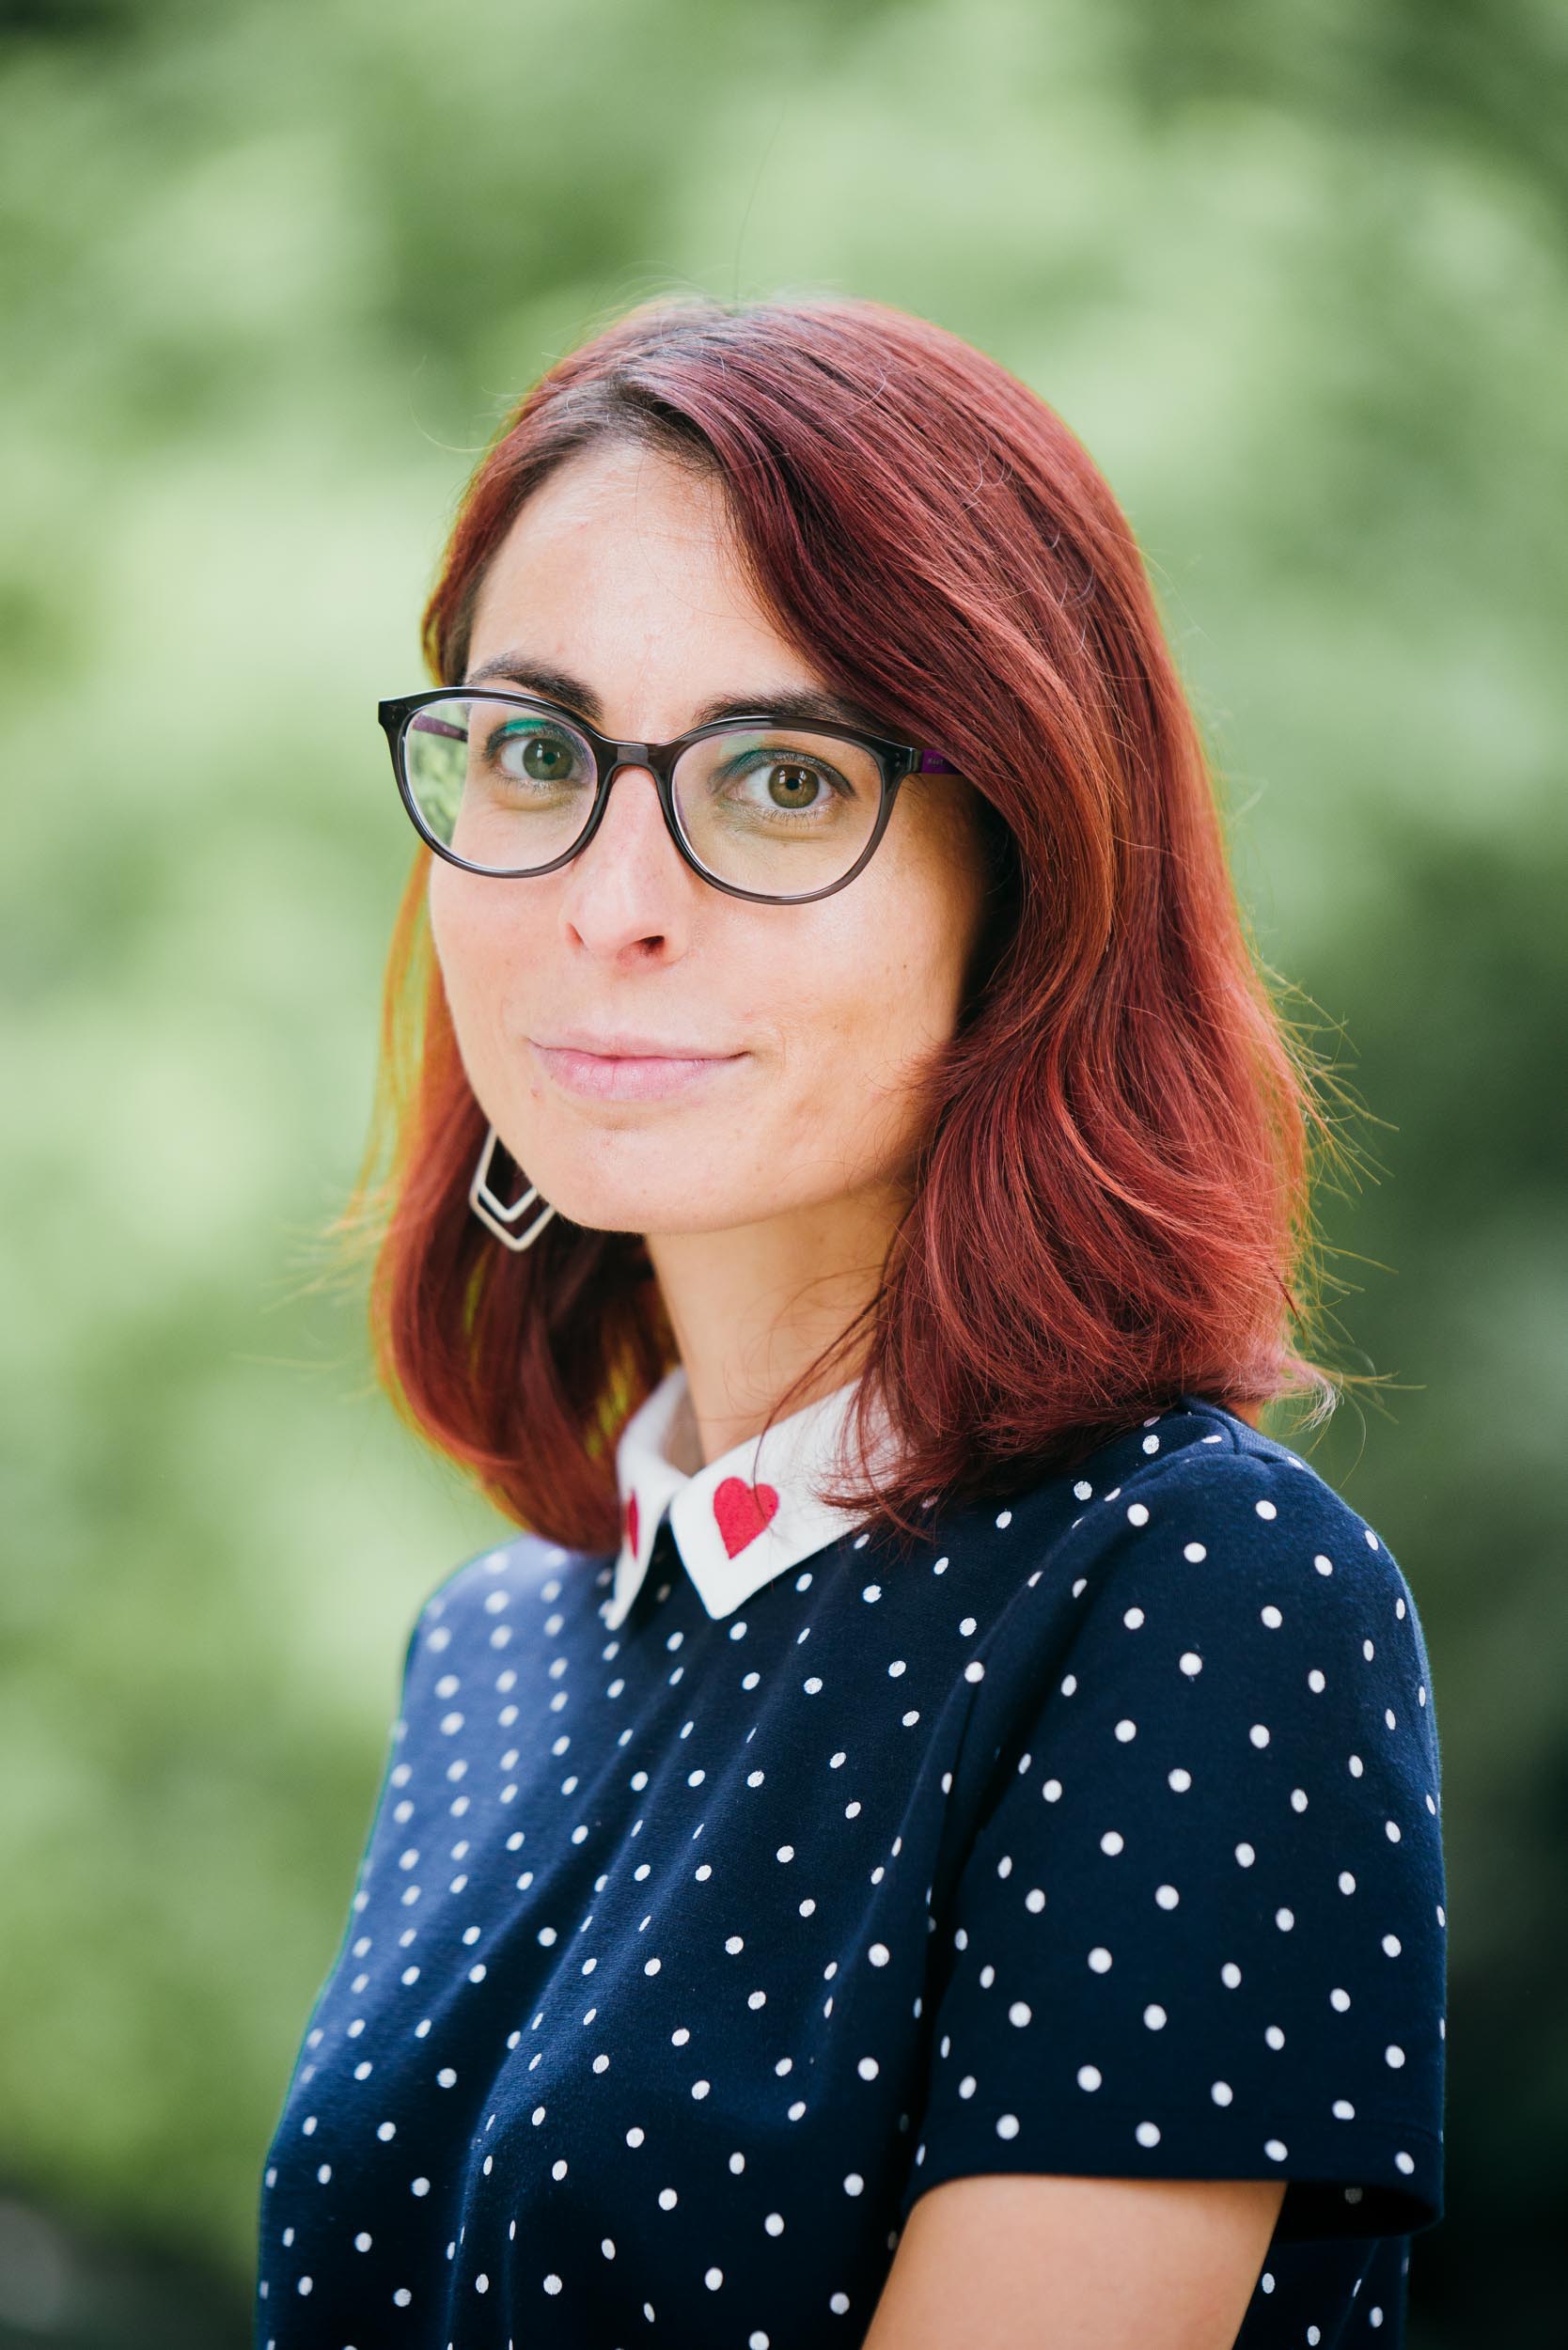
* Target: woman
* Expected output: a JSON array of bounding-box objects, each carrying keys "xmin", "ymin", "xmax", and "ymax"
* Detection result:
[{"xmin": 255, "ymin": 293, "xmax": 1445, "ymax": 2349}]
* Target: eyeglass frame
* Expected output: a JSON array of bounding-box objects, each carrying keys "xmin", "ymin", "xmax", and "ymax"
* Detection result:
[{"xmin": 377, "ymin": 687, "xmax": 963, "ymax": 907}]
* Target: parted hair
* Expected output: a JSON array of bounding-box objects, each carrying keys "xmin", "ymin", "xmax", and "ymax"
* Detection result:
[{"xmin": 337, "ymin": 290, "xmax": 1374, "ymax": 1557}]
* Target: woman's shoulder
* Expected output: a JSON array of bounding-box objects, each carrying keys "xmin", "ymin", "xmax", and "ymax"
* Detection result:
[
  {"xmin": 391, "ymin": 1528, "xmax": 605, "ymax": 1701},
  {"xmin": 946, "ymin": 1393, "xmax": 1446, "ymax": 1947},
  {"xmin": 964, "ymin": 1394, "xmax": 1438, "ymax": 1746},
  {"xmin": 1015, "ymin": 1393, "xmax": 1421, "ymax": 1620}
]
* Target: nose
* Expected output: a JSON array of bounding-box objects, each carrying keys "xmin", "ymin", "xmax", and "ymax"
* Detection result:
[
  {"xmin": 587, "ymin": 758, "xmax": 671, "ymax": 853},
  {"xmin": 557, "ymin": 757, "xmax": 697, "ymax": 950}
]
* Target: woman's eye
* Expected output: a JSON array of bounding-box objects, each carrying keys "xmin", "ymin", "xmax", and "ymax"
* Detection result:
[
  {"xmin": 722, "ymin": 751, "xmax": 851, "ymax": 817},
  {"xmin": 763, "ymin": 760, "xmax": 829, "ymax": 809},
  {"xmin": 488, "ymin": 726, "xmax": 583, "ymax": 784}
]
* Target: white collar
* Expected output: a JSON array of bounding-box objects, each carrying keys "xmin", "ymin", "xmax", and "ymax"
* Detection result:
[{"xmin": 603, "ymin": 1364, "xmax": 896, "ymax": 1630}]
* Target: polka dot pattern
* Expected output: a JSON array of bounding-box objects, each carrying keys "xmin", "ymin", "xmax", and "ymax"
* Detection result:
[{"xmin": 255, "ymin": 1394, "xmax": 1444, "ymax": 2347}]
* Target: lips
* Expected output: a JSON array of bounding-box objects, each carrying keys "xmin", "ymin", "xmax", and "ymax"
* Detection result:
[
  {"xmin": 528, "ymin": 1040, "xmax": 745, "ymax": 1103},
  {"xmin": 531, "ymin": 1031, "xmax": 735, "ymax": 1059}
]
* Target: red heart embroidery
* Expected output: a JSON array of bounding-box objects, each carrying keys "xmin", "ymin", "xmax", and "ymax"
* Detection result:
[
  {"xmin": 713, "ymin": 1477, "xmax": 779, "ymax": 1559},
  {"xmin": 623, "ymin": 1491, "xmax": 639, "ymax": 1556}
]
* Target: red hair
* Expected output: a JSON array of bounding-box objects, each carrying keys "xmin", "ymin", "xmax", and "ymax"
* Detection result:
[{"xmin": 337, "ymin": 291, "xmax": 1377, "ymax": 1557}]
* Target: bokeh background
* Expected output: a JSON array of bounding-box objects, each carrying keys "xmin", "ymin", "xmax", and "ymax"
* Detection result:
[{"xmin": 3, "ymin": 0, "xmax": 1563, "ymax": 2341}]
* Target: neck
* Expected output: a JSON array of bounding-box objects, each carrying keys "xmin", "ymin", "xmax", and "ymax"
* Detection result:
[{"xmin": 642, "ymin": 1177, "xmax": 907, "ymax": 1469}]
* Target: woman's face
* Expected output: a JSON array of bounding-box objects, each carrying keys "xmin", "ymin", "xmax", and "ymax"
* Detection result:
[{"xmin": 428, "ymin": 440, "xmax": 993, "ymax": 1243}]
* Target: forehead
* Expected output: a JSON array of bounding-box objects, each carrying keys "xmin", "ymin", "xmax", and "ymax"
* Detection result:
[{"xmin": 467, "ymin": 441, "xmax": 783, "ymax": 660}]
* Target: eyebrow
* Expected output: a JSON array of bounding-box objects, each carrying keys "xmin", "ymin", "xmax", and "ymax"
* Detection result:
[{"xmin": 459, "ymin": 652, "xmax": 896, "ymax": 740}]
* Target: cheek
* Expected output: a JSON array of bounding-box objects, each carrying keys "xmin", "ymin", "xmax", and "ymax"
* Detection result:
[
  {"xmin": 765, "ymin": 882, "xmax": 970, "ymax": 1123},
  {"xmin": 427, "ymin": 868, "xmax": 532, "ymax": 1058},
  {"xmin": 844, "ymin": 843, "xmax": 982, "ymax": 1040}
]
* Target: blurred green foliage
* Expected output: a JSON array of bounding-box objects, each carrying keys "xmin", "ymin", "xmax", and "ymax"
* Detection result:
[{"xmin": 1, "ymin": 0, "xmax": 1563, "ymax": 2340}]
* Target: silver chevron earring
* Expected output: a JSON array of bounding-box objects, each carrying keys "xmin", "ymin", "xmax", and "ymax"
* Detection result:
[{"xmin": 468, "ymin": 1123, "xmax": 558, "ymax": 1251}]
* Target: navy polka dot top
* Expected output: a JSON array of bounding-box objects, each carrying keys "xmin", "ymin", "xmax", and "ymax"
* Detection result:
[{"xmin": 255, "ymin": 1378, "xmax": 1446, "ymax": 2347}]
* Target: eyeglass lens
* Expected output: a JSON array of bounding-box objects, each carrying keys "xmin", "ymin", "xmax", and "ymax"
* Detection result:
[{"xmin": 401, "ymin": 695, "xmax": 886, "ymax": 895}]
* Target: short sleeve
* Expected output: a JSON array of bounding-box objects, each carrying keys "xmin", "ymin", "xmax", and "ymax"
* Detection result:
[{"xmin": 904, "ymin": 1444, "xmax": 1447, "ymax": 2242}]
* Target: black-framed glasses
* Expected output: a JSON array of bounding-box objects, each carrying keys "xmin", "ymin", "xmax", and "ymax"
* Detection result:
[{"xmin": 377, "ymin": 688, "xmax": 963, "ymax": 906}]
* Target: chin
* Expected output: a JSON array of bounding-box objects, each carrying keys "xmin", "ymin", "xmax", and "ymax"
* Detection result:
[
  {"xmin": 529, "ymin": 1161, "xmax": 725, "ymax": 1240},
  {"xmin": 569, "ymin": 1194, "xmax": 745, "ymax": 1242}
]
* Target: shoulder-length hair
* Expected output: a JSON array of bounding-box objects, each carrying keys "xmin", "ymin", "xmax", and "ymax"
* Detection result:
[{"xmin": 337, "ymin": 290, "xmax": 1375, "ymax": 1558}]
